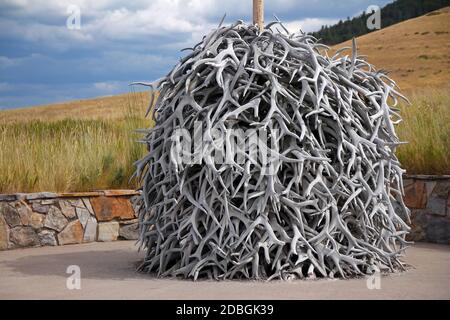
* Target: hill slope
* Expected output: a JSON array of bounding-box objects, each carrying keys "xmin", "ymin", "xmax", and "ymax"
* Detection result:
[
  {"xmin": 331, "ymin": 7, "xmax": 450, "ymax": 92},
  {"xmin": 0, "ymin": 91, "xmax": 150, "ymax": 124},
  {"xmin": 311, "ymin": 0, "xmax": 450, "ymax": 45}
]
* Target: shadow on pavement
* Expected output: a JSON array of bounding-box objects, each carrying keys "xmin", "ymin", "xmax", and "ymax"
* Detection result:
[{"xmin": 2, "ymin": 249, "xmax": 146, "ymax": 280}]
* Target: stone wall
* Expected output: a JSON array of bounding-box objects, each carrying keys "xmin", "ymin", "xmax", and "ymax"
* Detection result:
[
  {"xmin": 404, "ymin": 175, "xmax": 450, "ymax": 244},
  {"xmin": 0, "ymin": 190, "xmax": 140, "ymax": 250},
  {"xmin": 1, "ymin": 175, "xmax": 449, "ymax": 250}
]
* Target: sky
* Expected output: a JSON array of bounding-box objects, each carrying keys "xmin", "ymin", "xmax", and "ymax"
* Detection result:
[{"xmin": 0, "ymin": 0, "xmax": 393, "ymax": 109}]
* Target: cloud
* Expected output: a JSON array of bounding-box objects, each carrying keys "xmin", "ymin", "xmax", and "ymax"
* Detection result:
[
  {"xmin": 0, "ymin": 82, "xmax": 12, "ymax": 92},
  {"xmin": 94, "ymin": 81, "xmax": 120, "ymax": 91},
  {"xmin": 0, "ymin": 0, "xmax": 394, "ymax": 109},
  {"xmin": 284, "ymin": 18, "xmax": 340, "ymax": 33},
  {"xmin": 0, "ymin": 56, "xmax": 18, "ymax": 68}
]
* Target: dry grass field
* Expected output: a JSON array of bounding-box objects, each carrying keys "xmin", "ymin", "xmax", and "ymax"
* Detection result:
[
  {"xmin": 0, "ymin": 9, "xmax": 449, "ymax": 193},
  {"xmin": 332, "ymin": 7, "xmax": 450, "ymax": 92}
]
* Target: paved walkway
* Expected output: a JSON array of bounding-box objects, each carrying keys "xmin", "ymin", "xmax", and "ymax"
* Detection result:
[{"xmin": 0, "ymin": 241, "xmax": 449, "ymax": 299}]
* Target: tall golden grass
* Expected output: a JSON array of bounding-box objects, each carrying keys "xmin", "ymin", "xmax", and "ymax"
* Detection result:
[
  {"xmin": 0, "ymin": 89, "xmax": 448, "ymax": 193},
  {"xmin": 397, "ymin": 89, "xmax": 449, "ymax": 175},
  {"xmin": 0, "ymin": 91, "xmax": 152, "ymax": 193}
]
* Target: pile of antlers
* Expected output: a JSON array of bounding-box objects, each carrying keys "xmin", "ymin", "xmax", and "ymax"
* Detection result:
[{"xmin": 134, "ymin": 20, "xmax": 411, "ymax": 280}]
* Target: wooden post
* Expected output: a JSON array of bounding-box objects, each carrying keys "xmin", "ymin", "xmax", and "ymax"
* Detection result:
[{"xmin": 253, "ymin": 0, "xmax": 264, "ymax": 31}]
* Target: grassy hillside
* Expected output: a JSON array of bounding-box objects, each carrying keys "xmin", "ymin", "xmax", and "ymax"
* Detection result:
[
  {"xmin": 0, "ymin": 10, "xmax": 449, "ymax": 192},
  {"xmin": 311, "ymin": 0, "xmax": 450, "ymax": 45},
  {"xmin": 0, "ymin": 91, "xmax": 151, "ymax": 124},
  {"xmin": 331, "ymin": 7, "xmax": 450, "ymax": 92}
]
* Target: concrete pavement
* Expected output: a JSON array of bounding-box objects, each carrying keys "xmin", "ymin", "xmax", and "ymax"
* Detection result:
[{"xmin": 0, "ymin": 241, "xmax": 449, "ymax": 299}]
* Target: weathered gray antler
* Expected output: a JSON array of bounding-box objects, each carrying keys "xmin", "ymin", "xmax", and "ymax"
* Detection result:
[{"xmin": 133, "ymin": 20, "xmax": 411, "ymax": 281}]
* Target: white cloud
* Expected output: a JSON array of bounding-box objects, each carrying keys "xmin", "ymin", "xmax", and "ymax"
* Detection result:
[
  {"xmin": 0, "ymin": 82, "xmax": 12, "ymax": 91},
  {"xmin": 0, "ymin": 0, "xmax": 393, "ymax": 108},
  {"xmin": 0, "ymin": 0, "xmax": 372, "ymax": 51},
  {"xmin": 284, "ymin": 18, "xmax": 339, "ymax": 33},
  {"xmin": 94, "ymin": 81, "xmax": 120, "ymax": 91},
  {"xmin": 0, "ymin": 53, "xmax": 45, "ymax": 68},
  {"xmin": 0, "ymin": 0, "xmax": 326, "ymax": 47},
  {"xmin": 0, "ymin": 56, "xmax": 17, "ymax": 68}
]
